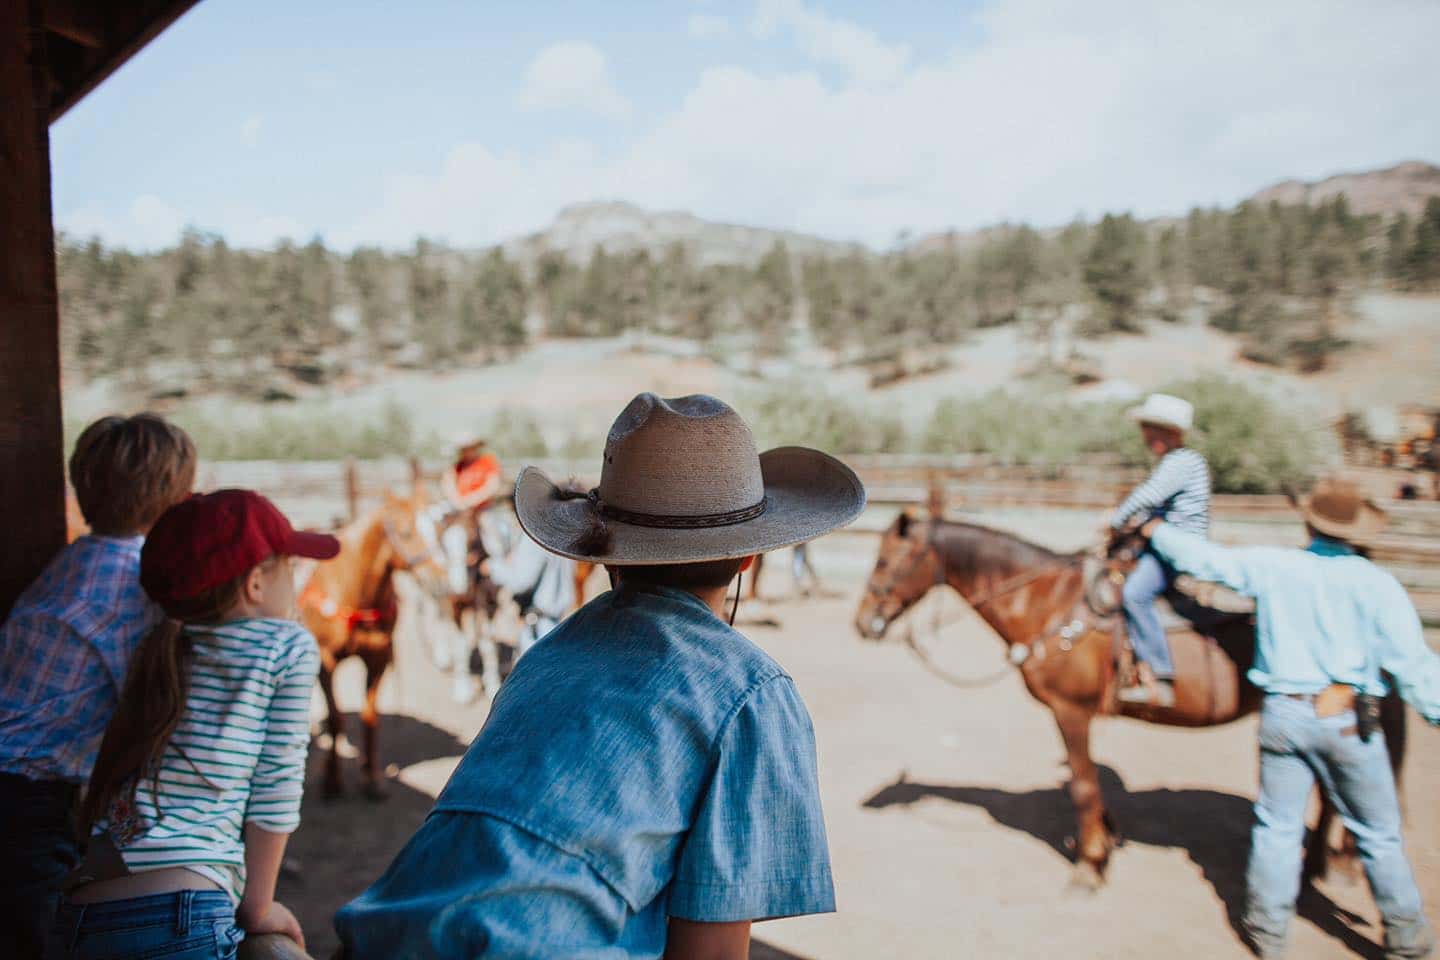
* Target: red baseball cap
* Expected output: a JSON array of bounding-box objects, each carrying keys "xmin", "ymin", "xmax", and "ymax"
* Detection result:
[{"xmin": 141, "ymin": 489, "xmax": 340, "ymax": 608}]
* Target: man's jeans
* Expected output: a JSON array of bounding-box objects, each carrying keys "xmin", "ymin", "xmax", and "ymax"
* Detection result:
[
  {"xmin": 1122, "ymin": 550, "xmax": 1175, "ymax": 679},
  {"xmin": 0, "ymin": 772, "xmax": 81, "ymax": 959},
  {"xmin": 1246, "ymin": 695, "xmax": 1434, "ymax": 958}
]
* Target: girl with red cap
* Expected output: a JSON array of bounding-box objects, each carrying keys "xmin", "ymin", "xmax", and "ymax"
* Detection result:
[{"xmin": 50, "ymin": 490, "xmax": 339, "ymax": 960}]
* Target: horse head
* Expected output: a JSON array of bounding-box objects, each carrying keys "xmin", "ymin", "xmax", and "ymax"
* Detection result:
[
  {"xmin": 379, "ymin": 490, "xmax": 448, "ymax": 589},
  {"xmin": 854, "ymin": 510, "xmax": 943, "ymax": 641},
  {"xmin": 1086, "ymin": 524, "xmax": 1146, "ymax": 615}
]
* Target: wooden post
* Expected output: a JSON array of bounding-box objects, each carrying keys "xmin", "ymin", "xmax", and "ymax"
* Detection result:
[
  {"xmin": 0, "ymin": 0, "xmax": 66, "ymax": 619},
  {"xmin": 344, "ymin": 457, "xmax": 359, "ymax": 522},
  {"xmin": 409, "ymin": 455, "xmax": 424, "ymax": 498}
]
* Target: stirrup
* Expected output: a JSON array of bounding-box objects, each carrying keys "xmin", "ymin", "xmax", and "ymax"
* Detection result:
[{"xmin": 1118, "ymin": 679, "xmax": 1174, "ymax": 707}]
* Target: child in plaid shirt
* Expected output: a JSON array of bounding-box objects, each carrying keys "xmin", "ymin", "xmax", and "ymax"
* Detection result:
[{"xmin": 0, "ymin": 414, "xmax": 195, "ymax": 958}]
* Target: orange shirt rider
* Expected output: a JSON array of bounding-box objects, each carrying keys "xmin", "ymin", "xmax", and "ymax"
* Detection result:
[{"xmin": 442, "ymin": 441, "xmax": 502, "ymax": 519}]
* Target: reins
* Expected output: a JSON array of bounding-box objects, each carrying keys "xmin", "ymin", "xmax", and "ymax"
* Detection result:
[{"xmin": 875, "ymin": 519, "xmax": 1097, "ymax": 690}]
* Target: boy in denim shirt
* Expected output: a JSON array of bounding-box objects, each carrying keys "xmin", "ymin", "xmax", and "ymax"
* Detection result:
[
  {"xmin": 337, "ymin": 394, "xmax": 866, "ymax": 958},
  {"xmin": 0, "ymin": 414, "xmax": 196, "ymax": 957}
]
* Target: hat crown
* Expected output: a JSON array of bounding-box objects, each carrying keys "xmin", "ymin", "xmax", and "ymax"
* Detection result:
[
  {"xmin": 598, "ymin": 394, "xmax": 765, "ymax": 518},
  {"xmin": 1133, "ymin": 393, "xmax": 1194, "ymax": 431},
  {"xmin": 1308, "ymin": 480, "xmax": 1362, "ymax": 524}
]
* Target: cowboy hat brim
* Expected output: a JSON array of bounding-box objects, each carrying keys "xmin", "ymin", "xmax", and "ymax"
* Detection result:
[
  {"xmin": 1298, "ymin": 495, "xmax": 1389, "ymax": 541},
  {"xmin": 513, "ymin": 446, "xmax": 867, "ymax": 565},
  {"xmin": 1125, "ymin": 407, "xmax": 1189, "ymax": 432}
]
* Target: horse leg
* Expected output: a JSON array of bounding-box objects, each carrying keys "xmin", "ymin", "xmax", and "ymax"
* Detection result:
[
  {"xmin": 360, "ymin": 648, "xmax": 390, "ymax": 801},
  {"xmin": 474, "ymin": 602, "xmax": 501, "ymax": 699},
  {"xmin": 1053, "ymin": 701, "xmax": 1114, "ymax": 890},
  {"xmin": 450, "ymin": 600, "xmax": 479, "ymax": 704},
  {"xmin": 318, "ymin": 654, "xmax": 344, "ymax": 799}
]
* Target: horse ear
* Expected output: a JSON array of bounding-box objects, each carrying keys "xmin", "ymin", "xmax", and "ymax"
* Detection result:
[
  {"xmin": 896, "ymin": 511, "xmax": 913, "ymax": 538},
  {"xmin": 925, "ymin": 477, "xmax": 945, "ymax": 520}
]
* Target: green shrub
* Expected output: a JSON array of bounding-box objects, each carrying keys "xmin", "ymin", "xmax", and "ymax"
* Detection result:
[
  {"xmin": 167, "ymin": 399, "xmax": 429, "ymax": 461},
  {"xmin": 738, "ymin": 385, "xmax": 909, "ymax": 454},
  {"xmin": 920, "ymin": 391, "xmax": 1144, "ymax": 468},
  {"xmin": 1158, "ymin": 376, "xmax": 1323, "ymax": 494}
]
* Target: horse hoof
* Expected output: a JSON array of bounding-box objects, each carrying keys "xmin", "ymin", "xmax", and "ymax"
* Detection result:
[
  {"xmin": 451, "ymin": 678, "xmax": 479, "ymax": 704},
  {"xmin": 363, "ymin": 782, "xmax": 389, "ymax": 803},
  {"xmin": 322, "ymin": 783, "xmax": 343, "ymax": 802},
  {"xmin": 1067, "ymin": 862, "xmax": 1105, "ymax": 894}
]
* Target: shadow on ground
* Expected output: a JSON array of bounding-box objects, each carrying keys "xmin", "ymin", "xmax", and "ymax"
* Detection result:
[
  {"xmin": 280, "ymin": 712, "xmax": 468, "ymax": 957},
  {"xmin": 862, "ymin": 765, "xmax": 1385, "ymax": 959}
]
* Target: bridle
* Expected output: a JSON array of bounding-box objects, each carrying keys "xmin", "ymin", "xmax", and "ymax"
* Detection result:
[{"xmin": 864, "ymin": 517, "xmax": 1100, "ymax": 688}]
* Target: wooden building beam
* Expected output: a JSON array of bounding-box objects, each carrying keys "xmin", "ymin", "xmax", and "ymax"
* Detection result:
[{"xmin": 0, "ymin": 0, "xmax": 67, "ymax": 618}]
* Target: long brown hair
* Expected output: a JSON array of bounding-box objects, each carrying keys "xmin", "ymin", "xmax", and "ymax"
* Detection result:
[{"xmin": 79, "ymin": 571, "xmax": 249, "ymax": 840}]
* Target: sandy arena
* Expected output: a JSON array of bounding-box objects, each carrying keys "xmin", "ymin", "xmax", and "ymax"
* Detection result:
[{"xmin": 280, "ymin": 525, "xmax": 1440, "ymax": 959}]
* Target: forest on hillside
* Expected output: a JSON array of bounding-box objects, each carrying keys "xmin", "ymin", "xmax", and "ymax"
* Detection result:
[{"xmin": 56, "ymin": 194, "xmax": 1440, "ymax": 397}]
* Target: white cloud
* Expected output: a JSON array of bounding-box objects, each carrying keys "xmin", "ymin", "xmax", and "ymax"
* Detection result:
[
  {"xmin": 69, "ymin": 0, "xmax": 1440, "ymax": 252},
  {"xmin": 751, "ymin": 0, "xmax": 911, "ymax": 86},
  {"xmin": 517, "ymin": 41, "xmax": 631, "ymax": 118},
  {"xmin": 240, "ymin": 115, "xmax": 263, "ymax": 147},
  {"xmin": 688, "ymin": 13, "xmax": 731, "ymax": 38}
]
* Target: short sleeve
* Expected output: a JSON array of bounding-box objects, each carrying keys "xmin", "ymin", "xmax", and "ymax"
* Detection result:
[{"xmin": 668, "ymin": 675, "xmax": 835, "ymax": 922}]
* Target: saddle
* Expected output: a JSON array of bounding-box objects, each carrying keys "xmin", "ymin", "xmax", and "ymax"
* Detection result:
[{"xmin": 1087, "ymin": 561, "xmax": 1255, "ymax": 718}]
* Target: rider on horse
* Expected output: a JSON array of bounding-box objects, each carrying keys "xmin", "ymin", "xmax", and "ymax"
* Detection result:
[
  {"xmin": 1139, "ymin": 479, "xmax": 1440, "ymax": 959},
  {"xmin": 1109, "ymin": 393, "xmax": 1212, "ymax": 707},
  {"xmin": 437, "ymin": 433, "xmax": 503, "ymax": 596}
]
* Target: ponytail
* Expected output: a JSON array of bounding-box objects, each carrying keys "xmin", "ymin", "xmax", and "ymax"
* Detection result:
[{"xmin": 81, "ymin": 572, "xmax": 247, "ymax": 841}]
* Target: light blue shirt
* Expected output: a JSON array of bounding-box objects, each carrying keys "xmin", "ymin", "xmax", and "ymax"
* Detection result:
[
  {"xmin": 335, "ymin": 583, "xmax": 834, "ymax": 958},
  {"xmin": 1150, "ymin": 524, "xmax": 1440, "ymax": 723}
]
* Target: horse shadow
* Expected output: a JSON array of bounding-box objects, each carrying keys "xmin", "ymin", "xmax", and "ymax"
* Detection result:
[{"xmin": 862, "ymin": 766, "xmax": 1385, "ymax": 959}]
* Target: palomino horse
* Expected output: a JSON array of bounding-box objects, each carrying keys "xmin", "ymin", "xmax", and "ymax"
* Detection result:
[
  {"xmin": 854, "ymin": 511, "xmax": 1406, "ymax": 888},
  {"xmin": 300, "ymin": 491, "xmax": 445, "ymax": 798}
]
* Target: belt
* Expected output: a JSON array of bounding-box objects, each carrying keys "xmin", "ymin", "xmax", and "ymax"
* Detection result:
[{"xmin": 1279, "ymin": 683, "xmax": 1355, "ymax": 719}]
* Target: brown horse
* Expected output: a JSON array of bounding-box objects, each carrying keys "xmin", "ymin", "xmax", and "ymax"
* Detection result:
[
  {"xmin": 300, "ymin": 491, "xmax": 445, "ymax": 798},
  {"xmin": 854, "ymin": 511, "xmax": 1406, "ymax": 888}
]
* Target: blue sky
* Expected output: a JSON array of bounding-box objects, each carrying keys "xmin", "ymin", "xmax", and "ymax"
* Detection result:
[{"xmin": 51, "ymin": 0, "xmax": 1440, "ymax": 251}]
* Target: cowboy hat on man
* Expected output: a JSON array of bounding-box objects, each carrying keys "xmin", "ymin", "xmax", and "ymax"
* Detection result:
[
  {"xmin": 1139, "ymin": 477, "xmax": 1439, "ymax": 959},
  {"xmin": 336, "ymin": 393, "xmax": 864, "ymax": 959}
]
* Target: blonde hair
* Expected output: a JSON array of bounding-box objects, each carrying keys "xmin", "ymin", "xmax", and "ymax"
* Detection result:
[{"xmin": 70, "ymin": 414, "xmax": 197, "ymax": 535}]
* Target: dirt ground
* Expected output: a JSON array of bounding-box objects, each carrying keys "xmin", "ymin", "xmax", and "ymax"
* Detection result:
[{"xmin": 280, "ymin": 531, "xmax": 1440, "ymax": 959}]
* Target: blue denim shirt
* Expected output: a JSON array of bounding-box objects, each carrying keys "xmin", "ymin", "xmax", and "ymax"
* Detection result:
[
  {"xmin": 335, "ymin": 583, "xmax": 834, "ymax": 958},
  {"xmin": 1151, "ymin": 525, "xmax": 1440, "ymax": 723}
]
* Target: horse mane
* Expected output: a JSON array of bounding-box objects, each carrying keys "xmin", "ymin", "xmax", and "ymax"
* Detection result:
[{"xmin": 931, "ymin": 517, "xmax": 1076, "ymax": 583}]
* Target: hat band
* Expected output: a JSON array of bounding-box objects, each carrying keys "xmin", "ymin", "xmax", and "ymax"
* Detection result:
[{"xmin": 597, "ymin": 491, "xmax": 769, "ymax": 529}]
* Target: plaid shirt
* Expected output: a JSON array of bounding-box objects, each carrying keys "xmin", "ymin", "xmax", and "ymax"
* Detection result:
[{"xmin": 0, "ymin": 535, "xmax": 162, "ymax": 783}]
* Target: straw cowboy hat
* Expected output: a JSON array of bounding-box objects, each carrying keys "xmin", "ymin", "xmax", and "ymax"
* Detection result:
[
  {"xmin": 1127, "ymin": 393, "xmax": 1194, "ymax": 434},
  {"xmin": 514, "ymin": 393, "xmax": 866, "ymax": 565},
  {"xmin": 1294, "ymin": 476, "xmax": 1389, "ymax": 542},
  {"xmin": 449, "ymin": 430, "xmax": 486, "ymax": 451}
]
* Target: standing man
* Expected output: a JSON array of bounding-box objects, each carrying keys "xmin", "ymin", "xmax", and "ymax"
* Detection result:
[
  {"xmin": 1141, "ymin": 478, "xmax": 1439, "ymax": 959},
  {"xmin": 1110, "ymin": 392, "xmax": 1212, "ymax": 706}
]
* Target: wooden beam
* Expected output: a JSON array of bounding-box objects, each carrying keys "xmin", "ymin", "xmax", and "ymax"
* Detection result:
[
  {"xmin": 48, "ymin": 0, "xmax": 202, "ymax": 122},
  {"xmin": 44, "ymin": 0, "xmax": 106, "ymax": 48},
  {"xmin": 0, "ymin": 0, "xmax": 67, "ymax": 618}
]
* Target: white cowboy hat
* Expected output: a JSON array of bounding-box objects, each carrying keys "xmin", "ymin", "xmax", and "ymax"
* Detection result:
[
  {"xmin": 448, "ymin": 430, "xmax": 486, "ymax": 451},
  {"xmin": 513, "ymin": 393, "xmax": 866, "ymax": 565},
  {"xmin": 1127, "ymin": 393, "xmax": 1194, "ymax": 433}
]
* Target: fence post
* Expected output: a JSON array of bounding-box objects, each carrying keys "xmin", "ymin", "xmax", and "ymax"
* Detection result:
[
  {"xmin": 409, "ymin": 456, "xmax": 424, "ymax": 498},
  {"xmin": 344, "ymin": 458, "xmax": 359, "ymax": 522}
]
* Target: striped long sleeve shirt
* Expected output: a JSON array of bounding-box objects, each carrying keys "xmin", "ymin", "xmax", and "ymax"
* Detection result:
[
  {"xmin": 98, "ymin": 618, "xmax": 319, "ymax": 904},
  {"xmin": 1111, "ymin": 447, "xmax": 1211, "ymax": 535}
]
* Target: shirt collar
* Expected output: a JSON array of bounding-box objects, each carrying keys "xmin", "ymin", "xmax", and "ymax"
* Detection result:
[
  {"xmin": 78, "ymin": 533, "xmax": 144, "ymax": 551},
  {"xmin": 1306, "ymin": 535, "xmax": 1355, "ymax": 558},
  {"xmin": 614, "ymin": 582, "xmax": 722, "ymax": 620}
]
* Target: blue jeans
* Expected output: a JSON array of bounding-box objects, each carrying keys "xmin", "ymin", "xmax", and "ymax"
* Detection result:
[
  {"xmin": 0, "ymin": 772, "xmax": 80, "ymax": 959},
  {"xmin": 48, "ymin": 890, "xmax": 244, "ymax": 960},
  {"xmin": 1122, "ymin": 550, "xmax": 1175, "ymax": 679},
  {"xmin": 1246, "ymin": 695, "xmax": 1434, "ymax": 958}
]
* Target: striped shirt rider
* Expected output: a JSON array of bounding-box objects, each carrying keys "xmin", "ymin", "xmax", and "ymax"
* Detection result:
[{"xmin": 1111, "ymin": 446, "xmax": 1211, "ymax": 535}]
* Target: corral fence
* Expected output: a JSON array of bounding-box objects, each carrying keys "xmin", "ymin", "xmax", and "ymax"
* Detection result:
[{"xmin": 199, "ymin": 455, "xmax": 1440, "ymax": 624}]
